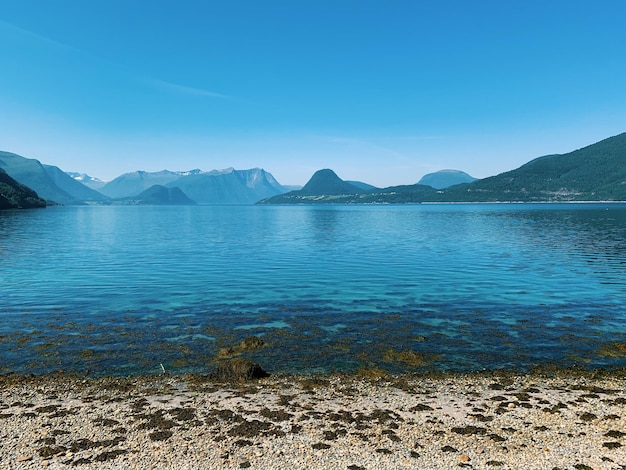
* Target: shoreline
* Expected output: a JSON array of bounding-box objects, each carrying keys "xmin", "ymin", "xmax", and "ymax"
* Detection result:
[{"xmin": 1, "ymin": 369, "xmax": 625, "ymax": 469}]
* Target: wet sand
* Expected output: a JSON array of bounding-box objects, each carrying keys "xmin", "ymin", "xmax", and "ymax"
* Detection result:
[{"xmin": 1, "ymin": 370, "xmax": 625, "ymax": 469}]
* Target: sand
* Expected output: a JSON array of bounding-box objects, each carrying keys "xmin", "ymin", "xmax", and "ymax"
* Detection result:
[{"xmin": 1, "ymin": 371, "xmax": 625, "ymax": 469}]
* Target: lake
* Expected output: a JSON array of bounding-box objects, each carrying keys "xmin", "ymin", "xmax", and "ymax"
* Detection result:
[{"xmin": 1, "ymin": 203, "xmax": 626, "ymax": 376}]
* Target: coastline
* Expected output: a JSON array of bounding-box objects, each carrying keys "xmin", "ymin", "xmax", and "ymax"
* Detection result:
[{"xmin": 1, "ymin": 369, "xmax": 625, "ymax": 469}]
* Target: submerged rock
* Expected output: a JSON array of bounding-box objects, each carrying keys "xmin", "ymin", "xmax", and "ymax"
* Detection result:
[
  {"xmin": 218, "ymin": 336, "xmax": 266, "ymax": 358},
  {"xmin": 217, "ymin": 346, "xmax": 237, "ymax": 359},
  {"xmin": 210, "ymin": 358, "xmax": 269, "ymax": 381},
  {"xmin": 239, "ymin": 336, "xmax": 265, "ymax": 351},
  {"xmin": 597, "ymin": 341, "xmax": 626, "ymax": 358},
  {"xmin": 383, "ymin": 349, "xmax": 429, "ymax": 367}
]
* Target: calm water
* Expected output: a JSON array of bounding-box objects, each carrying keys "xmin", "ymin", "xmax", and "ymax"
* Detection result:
[{"xmin": 1, "ymin": 203, "xmax": 626, "ymax": 376}]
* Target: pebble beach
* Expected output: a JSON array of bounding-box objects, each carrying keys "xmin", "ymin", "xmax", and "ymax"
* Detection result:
[{"xmin": 1, "ymin": 370, "xmax": 625, "ymax": 469}]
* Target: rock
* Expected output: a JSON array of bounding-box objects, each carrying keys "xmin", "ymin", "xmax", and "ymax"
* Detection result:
[
  {"xmin": 210, "ymin": 358, "xmax": 269, "ymax": 381},
  {"xmin": 17, "ymin": 456, "xmax": 32, "ymax": 462},
  {"xmin": 460, "ymin": 454, "xmax": 470, "ymax": 462}
]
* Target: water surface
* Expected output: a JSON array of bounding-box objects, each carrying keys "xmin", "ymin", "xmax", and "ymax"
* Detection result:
[{"xmin": 1, "ymin": 204, "xmax": 625, "ymax": 376}]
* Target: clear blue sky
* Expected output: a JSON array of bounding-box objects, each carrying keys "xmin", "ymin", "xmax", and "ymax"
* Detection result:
[{"xmin": 1, "ymin": 1, "xmax": 625, "ymax": 187}]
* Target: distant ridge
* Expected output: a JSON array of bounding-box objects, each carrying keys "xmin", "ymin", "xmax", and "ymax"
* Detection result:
[
  {"xmin": 418, "ymin": 169, "xmax": 477, "ymax": 189},
  {"xmin": 117, "ymin": 185, "xmax": 197, "ymax": 205}
]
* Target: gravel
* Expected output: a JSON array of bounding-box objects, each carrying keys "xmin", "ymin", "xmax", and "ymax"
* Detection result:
[{"xmin": 0, "ymin": 371, "xmax": 624, "ymax": 469}]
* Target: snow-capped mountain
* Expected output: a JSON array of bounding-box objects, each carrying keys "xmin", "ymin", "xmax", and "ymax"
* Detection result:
[{"xmin": 66, "ymin": 172, "xmax": 107, "ymax": 190}]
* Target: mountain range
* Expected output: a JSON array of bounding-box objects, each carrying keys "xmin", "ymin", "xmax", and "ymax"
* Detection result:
[
  {"xmin": 96, "ymin": 169, "xmax": 202, "ymax": 198},
  {"xmin": 97, "ymin": 167, "xmax": 287, "ymax": 204},
  {"xmin": 2, "ymin": 131, "xmax": 626, "ymax": 209},
  {"xmin": 0, "ymin": 151, "xmax": 290, "ymax": 206},
  {"xmin": 260, "ymin": 132, "xmax": 626, "ymax": 204}
]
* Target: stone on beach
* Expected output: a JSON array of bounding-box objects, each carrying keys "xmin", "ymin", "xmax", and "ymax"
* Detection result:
[
  {"xmin": 1, "ymin": 371, "xmax": 625, "ymax": 469},
  {"xmin": 210, "ymin": 358, "xmax": 269, "ymax": 381}
]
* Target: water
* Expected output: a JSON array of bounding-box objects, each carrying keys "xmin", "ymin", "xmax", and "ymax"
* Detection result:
[{"xmin": 1, "ymin": 203, "xmax": 626, "ymax": 376}]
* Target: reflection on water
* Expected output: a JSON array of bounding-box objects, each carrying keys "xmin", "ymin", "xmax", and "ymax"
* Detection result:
[{"xmin": 1, "ymin": 203, "xmax": 625, "ymax": 376}]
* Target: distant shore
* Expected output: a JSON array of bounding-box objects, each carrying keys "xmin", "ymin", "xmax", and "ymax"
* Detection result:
[{"xmin": 1, "ymin": 369, "xmax": 625, "ymax": 469}]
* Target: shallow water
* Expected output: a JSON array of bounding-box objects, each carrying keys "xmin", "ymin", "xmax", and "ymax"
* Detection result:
[{"xmin": 1, "ymin": 203, "xmax": 625, "ymax": 376}]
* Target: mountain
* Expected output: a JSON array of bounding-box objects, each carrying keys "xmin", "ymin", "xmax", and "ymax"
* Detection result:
[
  {"xmin": 418, "ymin": 170, "xmax": 477, "ymax": 189},
  {"xmin": 0, "ymin": 151, "xmax": 108, "ymax": 205},
  {"xmin": 443, "ymin": 132, "xmax": 626, "ymax": 202},
  {"xmin": 43, "ymin": 165, "xmax": 109, "ymax": 203},
  {"xmin": 166, "ymin": 168, "xmax": 287, "ymax": 204},
  {"xmin": 261, "ymin": 132, "xmax": 626, "ymax": 204},
  {"xmin": 99, "ymin": 167, "xmax": 285, "ymax": 204},
  {"xmin": 66, "ymin": 172, "xmax": 107, "ymax": 190},
  {"xmin": 300, "ymin": 169, "xmax": 365, "ymax": 195},
  {"xmin": 117, "ymin": 185, "xmax": 197, "ymax": 205},
  {"xmin": 98, "ymin": 170, "xmax": 196, "ymax": 198},
  {"xmin": 0, "ymin": 167, "xmax": 47, "ymax": 209},
  {"xmin": 258, "ymin": 169, "xmax": 365, "ymax": 204}
]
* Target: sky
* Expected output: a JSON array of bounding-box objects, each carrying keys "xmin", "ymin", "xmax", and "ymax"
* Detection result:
[{"xmin": 1, "ymin": 1, "xmax": 626, "ymax": 187}]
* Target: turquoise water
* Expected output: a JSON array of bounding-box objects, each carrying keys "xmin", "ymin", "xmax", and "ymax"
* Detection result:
[{"xmin": 1, "ymin": 203, "xmax": 626, "ymax": 376}]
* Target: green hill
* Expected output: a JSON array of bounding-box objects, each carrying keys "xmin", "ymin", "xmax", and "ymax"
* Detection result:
[
  {"xmin": 0, "ymin": 167, "xmax": 47, "ymax": 209},
  {"xmin": 444, "ymin": 132, "xmax": 626, "ymax": 202},
  {"xmin": 261, "ymin": 132, "xmax": 626, "ymax": 204},
  {"xmin": 258, "ymin": 169, "xmax": 365, "ymax": 204},
  {"xmin": 299, "ymin": 169, "xmax": 364, "ymax": 195}
]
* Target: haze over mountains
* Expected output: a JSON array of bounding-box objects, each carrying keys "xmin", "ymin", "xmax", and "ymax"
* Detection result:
[
  {"xmin": 417, "ymin": 170, "xmax": 477, "ymax": 189},
  {"xmin": 2, "ymin": 131, "xmax": 626, "ymax": 209}
]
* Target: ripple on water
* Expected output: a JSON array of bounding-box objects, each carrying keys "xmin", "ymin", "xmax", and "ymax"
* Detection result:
[{"xmin": 1, "ymin": 204, "xmax": 626, "ymax": 376}]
